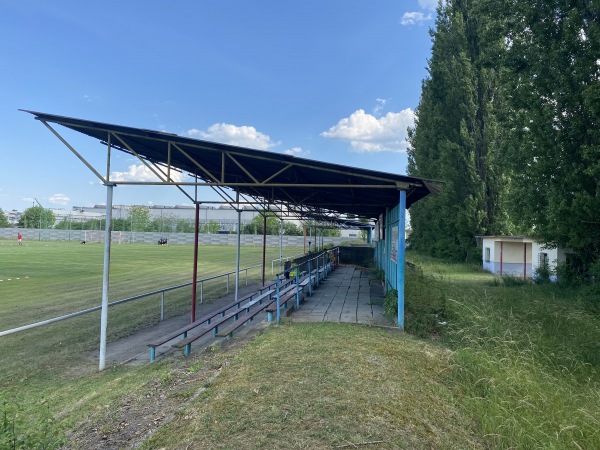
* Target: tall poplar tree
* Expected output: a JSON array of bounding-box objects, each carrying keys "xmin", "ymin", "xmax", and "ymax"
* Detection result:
[
  {"xmin": 501, "ymin": 0, "xmax": 600, "ymax": 268},
  {"xmin": 408, "ymin": 0, "xmax": 508, "ymax": 261}
]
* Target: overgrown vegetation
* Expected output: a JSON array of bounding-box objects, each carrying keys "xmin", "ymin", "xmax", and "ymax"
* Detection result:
[
  {"xmin": 403, "ymin": 253, "xmax": 600, "ymax": 449},
  {"xmin": 407, "ymin": 1, "xmax": 600, "ymax": 273},
  {"xmin": 383, "ymin": 263, "xmax": 447, "ymax": 338},
  {"xmin": 1, "ymin": 396, "xmax": 65, "ymax": 450}
]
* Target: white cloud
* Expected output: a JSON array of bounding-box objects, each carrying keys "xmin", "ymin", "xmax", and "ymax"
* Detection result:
[
  {"xmin": 418, "ymin": 0, "xmax": 439, "ymax": 11},
  {"xmin": 400, "ymin": 11, "xmax": 432, "ymax": 25},
  {"xmin": 187, "ymin": 123, "xmax": 279, "ymax": 150},
  {"xmin": 373, "ymin": 98, "xmax": 388, "ymax": 116},
  {"xmin": 82, "ymin": 94, "xmax": 100, "ymax": 102},
  {"xmin": 49, "ymin": 194, "xmax": 70, "ymax": 205},
  {"xmin": 321, "ymin": 109, "xmax": 415, "ymax": 153},
  {"xmin": 111, "ymin": 164, "xmax": 189, "ymax": 182},
  {"xmin": 283, "ymin": 147, "xmax": 309, "ymax": 157}
]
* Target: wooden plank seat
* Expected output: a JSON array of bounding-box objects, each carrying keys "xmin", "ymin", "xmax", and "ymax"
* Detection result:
[
  {"xmin": 299, "ymin": 275, "xmax": 316, "ymax": 288},
  {"xmin": 173, "ymin": 308, "xmax": 242, "ymax": 356},
  {"xmin": 148, "ymin": 289, "xmax": 274, "ymax": 361},
  {"xmin": 238, "ymin": 289, "xmax": 275, "ymax": 311},
  {"xmin": 214, "ymin": 301, "xmax": 273, "ymax": 339},
  {"xmin": 265, "ymin": 284, "xmax": 304, "ymax": 321}
]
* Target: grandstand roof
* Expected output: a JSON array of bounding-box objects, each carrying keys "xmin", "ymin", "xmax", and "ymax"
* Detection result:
[{"xmin": 23, "ymin": 110, "xmax": 442, "ymax": 221}]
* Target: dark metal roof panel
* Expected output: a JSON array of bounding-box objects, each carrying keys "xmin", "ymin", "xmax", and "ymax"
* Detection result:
[{"xmin": 22, "ymin": 110, "xmax": 442, "ymax": 218}]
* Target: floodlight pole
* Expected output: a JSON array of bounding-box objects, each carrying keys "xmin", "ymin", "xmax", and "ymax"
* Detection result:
[
  {"xmin": 397, "ymin": 190, "xmax": 406, "ymax": 330},
  {"xmin": 99, "ymin": 182, "xmax": 115, "ymax": 371}
]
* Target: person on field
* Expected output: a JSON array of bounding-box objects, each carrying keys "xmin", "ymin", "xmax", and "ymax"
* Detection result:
[{"xmin": 17, "ymin": 233, "xmax": 22, "ymax": 246}]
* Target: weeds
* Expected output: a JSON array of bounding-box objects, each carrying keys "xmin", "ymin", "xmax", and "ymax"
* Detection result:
[
  {"xmin": 1, "ymin": 396, "xmax": 65, "ymax": 450},
  {"xmin": 406, "ymin": 252, "xmax": 600, "ymax": 449},
  {"xmin": 383, "ymin": 263, "xmax": 447, "ymax": 338}
]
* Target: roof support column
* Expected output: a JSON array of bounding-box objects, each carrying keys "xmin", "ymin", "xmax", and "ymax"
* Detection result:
[
  {"xmin": 397, "ymin": 190, "xmax": 406, "ymax": 330},
  {"xmin": 191, "ymin": 202, "xmax": 200, "ymax": 322},
  {"xmin": 98, "ymin": 181, "xmax": 115, "ymax": 371},
  {"xmin": 279, "ymin": 218, "xmax": 283, "ymax": 272}
]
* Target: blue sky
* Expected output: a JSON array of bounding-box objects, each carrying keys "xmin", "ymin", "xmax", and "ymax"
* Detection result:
[{"xmin": 0, "ymin": 0, "xmax": 437, "ymax": 213}]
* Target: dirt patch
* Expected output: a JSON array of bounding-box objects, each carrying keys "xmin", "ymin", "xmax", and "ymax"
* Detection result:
[{"xmin": 61, "ymin": 326, "xmax": 265, "ymax": 449}]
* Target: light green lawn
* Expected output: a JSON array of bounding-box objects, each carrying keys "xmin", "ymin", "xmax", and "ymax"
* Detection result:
[{"xmin": 0, "ymin": 240, "xmax": 301, "ymax": 387}]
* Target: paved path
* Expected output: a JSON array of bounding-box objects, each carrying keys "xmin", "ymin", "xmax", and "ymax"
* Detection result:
[{"xmin": 292, "ymin": 265, "xmax": 393, "ymax": 327}]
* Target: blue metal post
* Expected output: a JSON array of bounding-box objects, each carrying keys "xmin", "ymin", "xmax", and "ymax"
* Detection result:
[{"xmin": 397, "ymin": 190, "xmax": 406, "ymax": 330}]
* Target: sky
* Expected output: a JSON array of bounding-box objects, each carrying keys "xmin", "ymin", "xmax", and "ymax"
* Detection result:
[{"xmin": 0, "ymin": 0, "xmax": 438, "ymax": 214}]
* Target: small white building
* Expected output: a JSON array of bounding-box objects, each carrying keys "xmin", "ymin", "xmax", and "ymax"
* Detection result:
[{"xmin": 478, "ymin": 235, "xmax": 569, "ymax": 281}]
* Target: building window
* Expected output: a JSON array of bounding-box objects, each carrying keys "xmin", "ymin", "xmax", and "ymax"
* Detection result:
[
  {"xmin": 538, "ymin": 252, "xmax": 549, "ymax": 268},
  {"xmin": 484, "ymin": 247, "xmax": 490, "ymax": 262}
]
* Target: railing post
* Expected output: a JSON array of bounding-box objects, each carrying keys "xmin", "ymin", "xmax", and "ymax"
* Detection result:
[
  {"xmin": 160, "ymin": 291, "xmax": 165, "ymax": 321},
  {"xmin": 200, "ymin": 282, "xmax": 203, "ymax": 304},
  {"xmin": 276, "ymin": 274, "xmax": 281, "ymax": 324},
  {"xmin": 226, "ymin": 274, "xmax": 230, "ymax": 293},
  {"xmin": 295, "ymin": 266, "xmax": 300, "ymax": 308}
]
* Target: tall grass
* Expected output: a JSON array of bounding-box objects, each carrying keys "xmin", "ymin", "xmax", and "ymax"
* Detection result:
[{"xmin": 407, "ymin": 252, "xmax": 600, "ymax": 449}]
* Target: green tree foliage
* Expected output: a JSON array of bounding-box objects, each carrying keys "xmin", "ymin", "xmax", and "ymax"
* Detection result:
[
  {"xmin": 0, "ymin": 209, "xmax": 9, "ymax": 228},
  {"xmin": 242, "ymin": 212, "xmax": 303, "ymax": 235},
  {"xmin": 128, "ymin": 205, "xmax": 151, "ymax": 232},
  {"xmin": 17, "ymin": 206, "xmax": 56, "ymax": 229},
  {"xmin": 499, "ymin": 0, "xmax": 600, "ymax": 268},
  {"xmin": 407, "ymin": 0, "xmax": 510, "ymax": 261}
]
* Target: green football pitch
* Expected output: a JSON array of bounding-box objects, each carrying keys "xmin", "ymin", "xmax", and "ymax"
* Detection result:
[{"xmin": 0, "ymin": 239, "xmax": 302, "ymax": 382}]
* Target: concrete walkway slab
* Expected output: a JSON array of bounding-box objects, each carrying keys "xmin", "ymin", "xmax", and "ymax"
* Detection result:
[{"xmin": 291, "ymin": 265, "xmax": 394, "ymax": 327}]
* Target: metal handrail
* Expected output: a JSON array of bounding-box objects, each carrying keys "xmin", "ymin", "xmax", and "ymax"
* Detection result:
[{"xmin": 0, "ymin": 263, "xmax": 263, "ymax": 337}]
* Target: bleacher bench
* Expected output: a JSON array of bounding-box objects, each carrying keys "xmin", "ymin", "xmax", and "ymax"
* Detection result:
[{"xmin": 148, "ymin": 289, "xmax": 274, "ymax": 361}]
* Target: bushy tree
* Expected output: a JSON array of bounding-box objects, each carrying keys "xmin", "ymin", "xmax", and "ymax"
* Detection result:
[
  {"xmin": 242, "ymin": 212, "xmax": 302, "ymax": 235},
  {"xmin": 128, "ymin": 206, "xmax": 151, "ymax": 232},
  {"xmin": 0, "ymin": 208, "xmax": 9, "ymax": 228},
  {"xmin": 18, "ymin": 206, "xmax": 56, "ymax": 229}
]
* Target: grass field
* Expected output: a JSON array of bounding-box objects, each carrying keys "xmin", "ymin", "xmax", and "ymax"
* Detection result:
[
  {"xmin": 0, "ymin": 240, "xmax": 302, "ymax": 389},
  {"xmin": 1, "ymin": 243, "xmax": 599, "ymax": 449}
]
